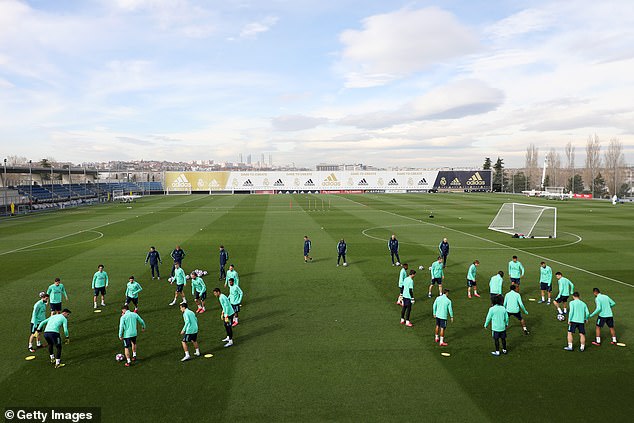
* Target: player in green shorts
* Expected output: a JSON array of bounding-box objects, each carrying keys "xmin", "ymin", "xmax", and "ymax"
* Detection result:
[
  {"xmin": 589, "ymin": 288, "xmax": 618, "ymax": 346},
  {"xmin": 564, "ymin": 292, "xmax": 589, "ymax": 352}
]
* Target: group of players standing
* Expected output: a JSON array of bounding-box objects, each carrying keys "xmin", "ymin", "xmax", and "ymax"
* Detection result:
[
  {"xmin": 388, "ymin": 234, "xmax": 619, "ymax": 355},
  {"xmin": 27, "ymin": 244, "xmax": 246, "ymax": 368}
]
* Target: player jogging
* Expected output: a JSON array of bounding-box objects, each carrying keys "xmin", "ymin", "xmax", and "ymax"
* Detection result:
[
  {"xmin": 538, "ymin": 262, "xmax": 553, "ymax": 304},
  {"xmin": 489, "ymin": 271, "xmax": 504, "ymax": 304},
  {"xmin": 553, "ymin": 272, "xmax": 574, "ymax": 315},
  {"xmin": 145, "ymin": 246, "xmax": 162, "ymax": 280},
  {"xmin": 125, "ymin": 276, "xmax": 143, "ymax": 312},
  {"xmin": 118, "ymin": 304, "xmax": 146, "ymax": 366},
  {"xmin": 179, "ymin": 303, "xmax": 200, "ymax": 361},
  {"xmin": 28, "ymin": 293, "xmax": 49, "ymax": 352},
  {"xmin": 508, "ymin": 256, "xmax": 524, "ymax": 291},
  {"xmin": 169, "ymin": 262, "xmax": 187, "ymax": 306},
  {"xmin": 228, "ymin": 278, "xmax": 243, "ymax": 326},
  {"xmin": 304, "ymin": 236, "xmax": 313, "ymax": 263},
  {"xmin": 336, "ymin": 238, "xmax": 347, "ymax": 266},
  {"xmin": 219, "ymin": 245, "xmax": 228, "ymax": 281},
  {"xmin": 191, "ymin": 271, "xmax": 207, "ymax": 314},
  {"xmin": 433, "ymin": 289, "xmax": 453, "ymax": 346},
  {"xmin": 388, "ymin": 234, "xmax": 400, "ymax": 266},
  {"xmin": 225, "ymin": 264, "xmax": 239, "ymax": 287},
  {"xmin": 428, "ymin": 257, "xmax": 444, "ymax": 298},
  {"xmin": 467, "ymin": 260, "xmax": 480, "ymax": 298},
  {"xmin": 92, "ymin": 264, "xmax": 108, "ymax": 309},
  {"xmin": 564, "ymin": 292, "xmax": 589, "ymax": 352},
  {"xmin": 396, "ymin": 263, "xmax": 408, "ymax": 305},
  {"xmin": 484, "ymin": 295, "xmax": 509, "ymax": 356},
  {"xmin": 46, "ymin": 278, "xmax": 68, "ymax": 315},
  {"xmin": 37, "ymin": 308, "xmax": 71, "ymax": 368},
  {"xmin": 438, "ymin": 238, "xmax": 450, "ymax": 268},
  {"xmin": 589, "ymin": 288, "xmax": 618, "ymax": 346},
  {"xmin": 400, "ymin": 270, "xmax": 416, "ymax": 327},
  {"xmin": 504, "ymin": 285, "xmax": 529, "ymax": 335},
  {"xmin": 214, "ymin": 288, "xmax": 235, "ymax": 347}
]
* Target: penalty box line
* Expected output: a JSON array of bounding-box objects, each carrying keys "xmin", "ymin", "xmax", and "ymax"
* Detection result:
[{"xmin": 339, "ymin": 196, "xmax": 633, "ymax": 289}]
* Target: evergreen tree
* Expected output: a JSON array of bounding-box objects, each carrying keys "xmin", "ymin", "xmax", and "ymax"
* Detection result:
[
  {"xmin": 492, "ymin": 157, "xmax": 506, "ymax": 192},
  {"xmin": 483, "ymin": 157, "xmax": 492, "ymax": 170}
]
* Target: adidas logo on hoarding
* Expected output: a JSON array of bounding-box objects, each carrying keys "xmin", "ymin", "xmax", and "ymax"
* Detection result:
[
  {"xmin": 358, "ymin": 178, "xmax": 368, "ymax": 186},
  {"xmin": 466, "ymin": 172, "xmax": 486, "ymax": 186},
  {"xmin": 210, "ymin": 179, "xmax": 220, "ymax": 187},
  {"xmin": 243, "ymin": 179, "xmax": 253, "ymax": 187},
  {"xmin": 305, "ymin": 179, "xmax": 315, "ymax": 186},
  {"xmin": 388, "ymin": 178, "xmax": 398, "ymax": 186},
  {"xmin": 450, "ymin": 177, "xmax": 461, "ymax": 186},
  {"xmin": 274, "ymin": 179, "xmax": 284, "ymax": 186},
  {"xmin": 418, "ymin": 178, "xmax": 428, "ymax": 185},
  {"xmin": 322, "ymin": 173, "xmax": 341, "ymax": 186},
  {"xmin": 171, "ymin": 174, "xmax": 191, "ymax": 188}
]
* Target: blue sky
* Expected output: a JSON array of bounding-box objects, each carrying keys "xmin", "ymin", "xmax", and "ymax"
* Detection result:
[{"xmin": 1, "ymin": 0, "xmax": 633, "ymax": 167}]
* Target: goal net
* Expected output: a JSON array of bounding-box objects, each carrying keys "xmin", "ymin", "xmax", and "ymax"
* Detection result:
[
  {"xmin": 165, "ymin": 187, "xmax": 192, "ymax": 195},
  {"xmin": 489, "ymin": 203, "xmax": 557, "ymax": 238}
]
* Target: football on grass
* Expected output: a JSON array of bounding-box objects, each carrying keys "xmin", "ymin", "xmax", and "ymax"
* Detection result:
[
  {"xmin": 115, "ymin": 353, "xmax": 125, "ymax": 362},
  {"xmin": 557, "ymin": 314, "xmax": 566, "ymax": 321}
]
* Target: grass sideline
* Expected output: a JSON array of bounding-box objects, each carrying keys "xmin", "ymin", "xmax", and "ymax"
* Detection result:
[{"xmin": 0, "ymin": 193, "xmax": 632, "ymax": 422}]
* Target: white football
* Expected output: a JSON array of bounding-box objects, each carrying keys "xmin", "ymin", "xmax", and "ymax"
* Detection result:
[
  {"xmin": 343, "ymin": 263, "xmax": 348, "ymax": 267},
  {"xmin": 557, "ymin": 313, "xmax": 566, "ymax": 321},
  {"xmin": 418, "ymin": 265, "xmax": 424, "ymax": 270},
  {"xmin": 395, "ymin": 262, "xmax": 400, "ymax": 266},
  {"xmin": 115, "ymin": 353, "xmax": 125, "ymax": 362}
]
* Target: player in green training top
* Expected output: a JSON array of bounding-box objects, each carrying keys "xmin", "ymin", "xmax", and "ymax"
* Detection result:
[
  {"xmin": 428, "ymin": 257, "xmax": 444, "ymax": 298},
  {"xmin": 169, "ymin": 261, "xmax": 187, "ymax": 306},
  {"xmin": 37, "ymin": 308, "xmax": 71, "ymax": 368},
  {"xmin": 433, "ymin": 289, "xmax": 454, "ymax": 346},
  {"xmin": 488, "ymin": 271, "xmax": 504, "ymax": 304},
  {"xmin": 538, "ymin": 262, "xmax": 553, "ymax": 304},
  {"xmin": 191, "ymin": 271, "xmax": 207, "ymax": 314},
  {"xmin": 589, "ymin": 288, "xmax": 618, "ymax": 346},
  {"xmin": 228, "ymin": 278, "xmax": 243, "ymax": 326},
  {"xmin": 504, "ymin": 285, "xmax": 529, "ymax": 335},
  {"xmin": 508, "ymin": 256, "xmax": 525, "ymax": 291},
  {"xmin": 46, "ymin": 278, "xmax": 68, "ymax": 315},
  {"xmin": 92, "ymin": 264, "xmax": 109, "ymax": 309},
  {"xmin": 395, "ymin": 263, "xmax": 409, "ymax": 306},
  {"xmin": 118, "ymin": 304, "xmax": 146, "ymax": 366},
  {"xmin": 466, "ymin": 260, "xmax": 480, "ymax": 298},
  {"xmin": 214, "ymin": 287, "xmax": 235, "ymax": 347},
  {"xmin": 484, "ymin": 295, "xmax": 509, "ymax": 356},
  {"xmin": 225, "ymin": 264, "xmax": 240, "ymax": 287},
  {"xmin": 125, "ymin": 276, "xmax": 143, "ymax": 312},
  {"xmin": 553, "ymin": 272, "xmax": 574, "ymax": 315},
  {"xmin": 28, "ymin": 293, "xmax": 49, "ymax": 352},
  {"xmin": 179, "ymin": 303, "xmax": 201, "ymax": 361},
  {"xmin": 564, "ymin": 292, "xmax": 589, "ymax": 352}
]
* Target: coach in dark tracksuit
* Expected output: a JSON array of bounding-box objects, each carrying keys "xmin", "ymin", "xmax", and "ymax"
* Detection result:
[
  {"xmin": 388, "ymin": 235, "xmax": 401, "ymax": 266},
  {"xmin": 171, "ymin": 245, "xmax": 186, "ymax": 277},
  {"xmin": 219, "ymin": 245, "xmax": 229, "ymax": 281},
  {"xmin": 439, "ymin": 238, "xmax": 450, "ymax": 268},
  {"xmin": 145, "ymin": 246, "xmax": 162, "ymax": 279},
  {"xmin": 337, "ymin": 239, "xmax": 347, "ymax": 266}
]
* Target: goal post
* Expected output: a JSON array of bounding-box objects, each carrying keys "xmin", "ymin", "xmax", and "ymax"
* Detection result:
[
  {"xmin": 165, "ymin": 188, "xmax": 192, "ymax": 195},
  {"xmin": 489, "ymin": 203, "xmax": 557, "ymax": 238}
]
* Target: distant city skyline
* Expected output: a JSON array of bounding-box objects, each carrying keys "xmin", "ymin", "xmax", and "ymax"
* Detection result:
[{"xmin": 1, "ymin": 0, "xmax": 633, "ymax": 168}]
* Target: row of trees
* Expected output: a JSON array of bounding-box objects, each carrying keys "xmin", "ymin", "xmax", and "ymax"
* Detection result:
[{"xmin": 484, "ymin": 135, "xmax": 630, "ymax": 197}]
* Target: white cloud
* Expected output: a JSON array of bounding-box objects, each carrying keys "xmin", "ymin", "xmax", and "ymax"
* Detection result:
[
  {"xmin": 239, "ymin": 16, "xmax": 279, "ymax": 39},
  {"xmin": 271, "ymin": 115, "xmax": 329, "ymax": 131},
  {"xmin": 338, "ymin": 7, "xmax": 479, "ymax": 87}
]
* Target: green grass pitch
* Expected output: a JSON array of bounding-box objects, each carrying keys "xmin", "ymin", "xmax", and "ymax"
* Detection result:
[{"xmin": 1, "ymin": 193, "xmax": 632, "ymax": 422}]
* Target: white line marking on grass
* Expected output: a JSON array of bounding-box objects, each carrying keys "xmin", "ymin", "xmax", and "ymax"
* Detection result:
[
  {"xmin": 16, "ymin": 230, "xmax": 104, "ymax": 252},
  {"xmin": 0, "ymin": 220, "xmax": 124, "ymax": 256},
  {"xmin": 339, "ymin": 196, "xmax": 633, "ymax": 289}
]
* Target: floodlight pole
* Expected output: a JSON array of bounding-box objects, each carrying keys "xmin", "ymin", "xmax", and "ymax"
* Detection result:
[
  {"xmin": 28, "ymin": 160, "xmax": 32, "ymax": 208},
  {"xmin": 3, "ymin": 158, "xmax": 7, "ymax": 211}
]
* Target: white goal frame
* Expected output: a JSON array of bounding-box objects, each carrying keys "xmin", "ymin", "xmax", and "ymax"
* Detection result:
[
  {"xmin": 488, "ymin": 202, "xmax": 557, "ymax": 238},
  {"xmin": 165, "ymin": 188, "xmax": 192, "ymax": 195}
]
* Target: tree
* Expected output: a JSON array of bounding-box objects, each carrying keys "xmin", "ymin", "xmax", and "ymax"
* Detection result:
[
  {"xmin": 566, "ymin": 174, "xmax": 584, "ymax": 194},
  {"xmin": 40, "ymin": 158, "xmax": 52, "ymax": 168},
  {"xmin": 585, "ymin": 134, "xmax": 602, "ymax": 195},
  {"xmin": 492, "ymin": 157, "xmax": 506, "ymax": 192},
  {"xmin": 545, "ymin": 148, "xmax": 562, "ymax": 187},
  {"xmin": 483, "ymin": 157, "xmax": 492, "ymax": 170},
  {"xmin": 6, "ymin": 155, "xmax": 27, "ymax": 165},
  {"xmin": 592, "ymin": 172, "xmax": 606, "ymax": 197},
  {"xmin": 603, "ymin": 138, "xmax": 626, "ymax": 195},
  {"xmin": 512, "ymin": 171, "xmax": 527, "ymax": 193},
  {"xmin": 543, "ymin": 175, "xmax": 551, "ymax": 189},
  {"xmin": 524, "ymin": 144, "xmax": 539, "ymax": 189},
  {"xmin": 564, "ymin": 141, "xmax": 575, "ymax": 189}
]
